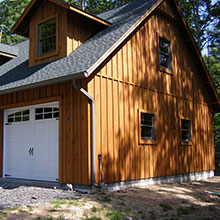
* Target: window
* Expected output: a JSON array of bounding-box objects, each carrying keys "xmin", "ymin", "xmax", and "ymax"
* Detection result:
[
  {"xmin": 181, "ymin": 119, "xmax": 191, "ymax": 143},
  {"xmin": 35, "ymin": 107, "xmax": 59, "ymax": 120},
  {"xmin": 159, "ymin": 37, "xmax": 171, "ymax": 71},
  {"xmin": 140, "ymin": 112, "xmax": 155, "ymax": 141},
  {"xmin": 7, "ymin": 110, "xmax": 30, "ymax": 123},
  {"xmin": 38, "ymin": 18, "xmax": 56, "ymax": 56}
]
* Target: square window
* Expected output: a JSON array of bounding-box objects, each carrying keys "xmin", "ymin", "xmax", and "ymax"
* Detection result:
[
  {"xmin": 181, "ymin": 119, "xmax": 191, "ymax": 143},
  {"xmin": 35, "ymin": 114, "xmax": 43, "ymax": 120},
  {"xmin": 140, "ymin": 112, "xmax": 155, "ymax": 141},
  {"xmin": 159, "ymin": 37, "xmax": 171, "ymax": 71},
  {"xmin": 38, "ymin": 18, "xmax": 56, "ymax": 56}
]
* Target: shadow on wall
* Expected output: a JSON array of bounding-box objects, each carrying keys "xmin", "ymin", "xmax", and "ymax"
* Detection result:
[{"xmin": 95, "ymin": 51, "xmax": 214, "ymax": 185}]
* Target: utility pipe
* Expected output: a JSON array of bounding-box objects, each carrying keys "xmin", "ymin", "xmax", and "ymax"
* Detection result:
[{"xmin": 72, "ymin": 79, "xmax": 96, "ymax": 186}]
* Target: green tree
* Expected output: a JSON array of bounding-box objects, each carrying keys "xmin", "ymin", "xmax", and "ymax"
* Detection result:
[
  {"xmin": 66, "ymin": 0, "xmax": 134, "ymax": 14},
  {"xmin": 0, "ymin": 0, "xmax": 31, "ymax": 44},
  {"xmin": 0, "ymin": 0, "xmax": 134, "ymax": 44},
  {"xmin": 178, "ymin": 0, "xmax": 220, "ymax": 51}
]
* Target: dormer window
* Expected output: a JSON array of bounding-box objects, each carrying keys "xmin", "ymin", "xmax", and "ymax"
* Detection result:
[{"xmin": 38, "ymin": 18, "xmax": 56, "ymax": 56}]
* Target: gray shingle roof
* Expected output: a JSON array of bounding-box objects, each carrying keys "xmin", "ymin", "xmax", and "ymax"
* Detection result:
[
  {"xmin": 0, "ymin": 43, "xmax": 19, "ymax": 56},
  {"xmin": 0, "ymin": 0, "xmax": 159, "ymax": 93}
]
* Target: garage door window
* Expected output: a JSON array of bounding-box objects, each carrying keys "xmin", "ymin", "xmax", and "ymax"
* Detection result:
[
  {"xmin": 35, "ymin": 107, "xmax": 59, "ymax": 120},
  {"xmin": 7, "ymin": 110, "xmax": 30, "ymax": 123}
]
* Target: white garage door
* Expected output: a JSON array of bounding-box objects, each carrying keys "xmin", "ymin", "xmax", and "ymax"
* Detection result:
[{"xmin": 4, "ymin": 102, "xmax": 59, "ymax": 182}]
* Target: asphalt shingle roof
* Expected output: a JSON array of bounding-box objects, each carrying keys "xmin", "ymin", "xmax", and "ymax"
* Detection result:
[
  {"xmin": 0, "ymin": 43, "xmax": 19, "ymax": 56},
  {"xmin": 0, "ymin": 0, "xmax": 159, "ymax": 93}
]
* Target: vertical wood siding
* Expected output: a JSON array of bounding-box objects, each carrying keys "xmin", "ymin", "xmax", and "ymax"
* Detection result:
[
  {"xmin": 29, "ymin": 0, "xmax": 67, "ymax": 67},
  {"xmin": 0, "ymin": 81, "xmax": 90, "ymax": 185},
  {"xmin": 29, "ymin": 0, "xmax": 107, "ymax": 67},
  {"xmin": 88, "ymin": 1, "xmax": 215, "ymax": 184}
]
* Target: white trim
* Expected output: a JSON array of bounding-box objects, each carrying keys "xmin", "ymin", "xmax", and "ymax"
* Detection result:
[
  {"xmin": 106, "ymin": 170, "xmax": 215, "ymax": 192},
  {"xmin": 2, "ymin": 110, "xmax": 6, "ymax": 178}
]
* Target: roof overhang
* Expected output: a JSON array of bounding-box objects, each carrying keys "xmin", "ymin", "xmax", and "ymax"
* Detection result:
[
  {"xmin": 0, "ymin": 71, "xmax": 88, "ymax": 97},
  {"xmin": 12, "ymin": 0, "xmax": 111, "ymax": 37}
]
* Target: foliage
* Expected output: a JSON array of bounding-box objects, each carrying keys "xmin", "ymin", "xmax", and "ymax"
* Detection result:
[
  {"xmin": 0, "ymin": 0, "xmax": 31, "ymax": 44},
  {"xmin": 0, "ymin": 0, "xmax": 134, "ymax": 45},
  {"xmin": 177, "ymin": 0, "xmax": 220, "ymax": 51},
  {"xmin": 204, "ymin": 50, "xmax": 220, "ymax": 165},
  {"xmin": 66, "ymin": 0, "xmax": 134, "ymax": 14},
  {"xmin": 178, "ymin": 1, "xmax": 220, "ymax": 165}
]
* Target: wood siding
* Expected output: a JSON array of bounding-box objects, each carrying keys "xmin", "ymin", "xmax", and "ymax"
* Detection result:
[
  {"xmin": 66, "ymin": 11, "xmax": 106, "ymax": 56},
  {"xmin": 0, "ymin": 81, "xmax": 91, "ymax": 185},
  {"xmin": 29, "ymin": 0, "xmax": 107, "ymax": 66},
  {"xmin": 88, "ymin": 0, "xmax": 215, "ymax": 184},
  {"xmin": 29, "ymin": 0, "xmax": 67, "ymax": 67}
]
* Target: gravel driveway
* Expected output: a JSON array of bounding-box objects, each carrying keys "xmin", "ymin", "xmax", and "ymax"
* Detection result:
[{"xmin": 0, "ymin": 181, "xmax": 82, "ymax": 210}]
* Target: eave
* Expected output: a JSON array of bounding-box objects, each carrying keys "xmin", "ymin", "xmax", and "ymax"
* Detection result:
[
  {"xmin": 0, "ymin": 52, "xmax": 16, "ymax": 59},
  {"xmin": 12, "ymin": 0, "xmax": 111, "ymax": 38}
]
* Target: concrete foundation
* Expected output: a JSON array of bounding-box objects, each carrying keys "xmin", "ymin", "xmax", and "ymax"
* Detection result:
[{"xmin": 106, "ymin": 170, "xmax": 214, "ymax": 192}]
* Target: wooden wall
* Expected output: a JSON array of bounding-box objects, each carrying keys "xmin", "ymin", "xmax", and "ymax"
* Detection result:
[
  {"xmin": 66, "ymin": 11, "xmax": 106, "ymax": 56},
  {"xmin": 88, "ymin": 0, "xmax": 215, "ymax": 184},
  {"xmin": 0, "ymin": 81, "xmax": 91, "ymax": 185},
  {"xmin": 29, "ymin": 0, "xmax": 107, "ymax": 66},
  {"xmin": 29, "ymin": 0, "xmax": 67, "ymax": 67}
]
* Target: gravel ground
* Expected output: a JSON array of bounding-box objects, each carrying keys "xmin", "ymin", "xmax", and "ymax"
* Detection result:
[{"xmin": 0, "ymin": 182, "xmax": 82, "ymax": 210}]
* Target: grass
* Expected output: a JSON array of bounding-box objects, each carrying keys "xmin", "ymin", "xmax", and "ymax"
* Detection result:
[
  {"xmin": 18, "ymin": 209, "xmax": 27, "ymax": 213},
  {"xmin": 68, "ymin": 201, "xmax": 79, "ymax": 207},
  {"xmin": 7, "ymin": 207, "xmax": 19, "ymax": 211},
  {"xmin": 97, "ymin": 196, "xmax": 112, "ymax": 203},
  {"xmin": 51, "ymin": 199, "xmax": 76, "ymax": 209},
  {"xmin": 28, "ymin": 207, "xmax": 33, "ymax": 212},
  {"xmin": 124, "ymin": 208, "xmax": 131, "ymax": 214},
  {"xmin": 159, "ymin": 203, "xmax": 173, "ymax": 211},
  {"xmin": 50, "ymin": 200, "xmax": 67, "ymax": 206},
  {"xmin": 106, "ymin": 211, "xmax": 124, "ymax": 220},
  {"xmin": 0, "ymin": 212, "xmax": 7, "ymax": 219},
  {"xmin": 92, "ymin": 206, "xmax": 97, "ymax": 213}
]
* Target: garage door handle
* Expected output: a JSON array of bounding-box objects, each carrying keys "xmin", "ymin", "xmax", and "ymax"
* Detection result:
[{"xmin": 29, "ymin": 147, "xmax": 34, "ymax": 156}]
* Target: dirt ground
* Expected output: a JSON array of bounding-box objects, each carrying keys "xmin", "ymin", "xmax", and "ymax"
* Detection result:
[{"xmin": 0, "ymin": 168, "xmax": 220, "ymax": 220}]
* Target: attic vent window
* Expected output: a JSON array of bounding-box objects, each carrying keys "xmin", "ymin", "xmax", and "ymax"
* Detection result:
[
  {"xmin": 159, "ymin": 37, "xmax": 171, "ymax": 71},
  {"xmin": 38, "ymin": 18, "xmax": 56, "ymax": 56}
]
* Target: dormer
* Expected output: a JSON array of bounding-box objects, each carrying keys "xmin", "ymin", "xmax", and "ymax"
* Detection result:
[
  {"xmin": 12, "ymin": 0, "xmax": 111, "ymax": 67},
  {"xmin": 0, "ymin": 43, "xmax": 18, "ymax": 65}
]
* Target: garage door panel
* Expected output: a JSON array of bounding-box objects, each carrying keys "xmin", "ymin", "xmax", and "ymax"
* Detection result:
[
  {"xmin": 5, "ymin": 125, "xmax": 18, "ymax": 142},
  {"xmin": 5, "ymin": 141, "xmax": 18, "ymax": 176},
  {"xmin": 35, "ymin": 122, "xmax": 48, "ymax": 141},
  {"xmin": 18, "ymin": 123, "xmax": 34, "ymax": 142},
  {"xmin": 4, "ymin": 102, "xmax": 59, "ymax": 182},
  {"xmin": 48, "ymin": 121, "xmax": 59, "ymax": 141}
]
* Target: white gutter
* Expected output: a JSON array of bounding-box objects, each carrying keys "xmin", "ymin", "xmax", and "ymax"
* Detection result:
[{"xmin": 72, "ymin": 79, "xmax": 96, "ymax": 186}]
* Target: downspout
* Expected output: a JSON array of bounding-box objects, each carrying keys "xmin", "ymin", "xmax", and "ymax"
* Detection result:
[{"xmin": 72, "ymin": 79, "xmax": 96, "ymax": 186}]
